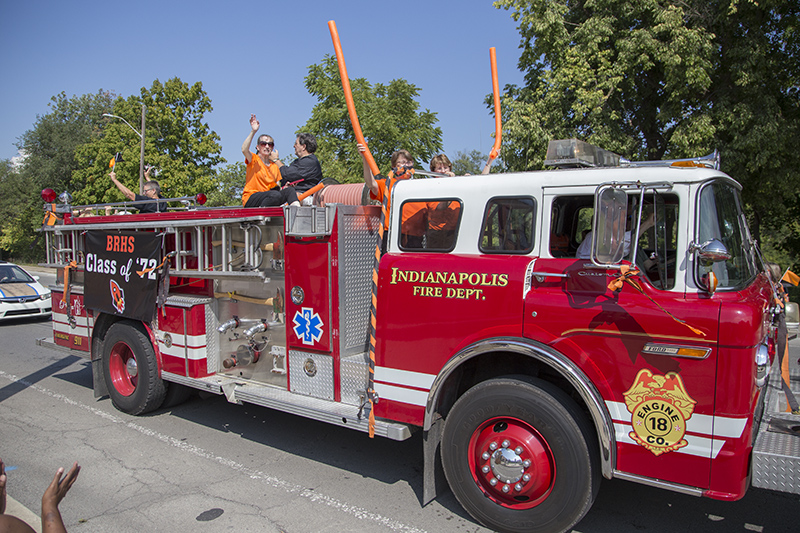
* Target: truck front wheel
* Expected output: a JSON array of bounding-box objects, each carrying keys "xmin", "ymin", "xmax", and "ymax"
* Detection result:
[
  {"xmin": 102, "ymin": 321, "xmax": 166, "ymax": 415},
  {"xmin": 441, "ymin": 376, "xmax": 599, "ymax": 533}
]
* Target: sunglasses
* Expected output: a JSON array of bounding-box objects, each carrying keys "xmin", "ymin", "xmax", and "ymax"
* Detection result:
[{"xmin": 258, "ymin": 141, "xmax": 274, "ymax": 147}]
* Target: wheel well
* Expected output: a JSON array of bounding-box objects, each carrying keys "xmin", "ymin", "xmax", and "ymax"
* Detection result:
[
  {"xmin": 91, "ymin": 314, "xmax": 154, "ymax": 362},
  {"xmin": 434, "ymin": 350, "xmax": 590, "ymax": 423}
]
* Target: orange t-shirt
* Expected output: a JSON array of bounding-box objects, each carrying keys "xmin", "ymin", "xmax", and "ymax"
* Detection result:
[
  {"xmin": 426, "ymin": 201, "xmax": 460, "ymax": 231},
  {"xmin": 242, "ymin": 152, "xmax": 281, "ymax": 206}
]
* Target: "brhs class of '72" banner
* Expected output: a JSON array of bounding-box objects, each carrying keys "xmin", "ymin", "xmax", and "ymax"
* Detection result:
[{"xmin": 84, "ymin": 231, "xmax": 162, "ymax": 322}]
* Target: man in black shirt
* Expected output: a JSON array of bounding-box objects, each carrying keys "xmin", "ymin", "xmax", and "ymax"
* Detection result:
[
  {"xmin": 109, "ymin": 170, "xmax": 167, "ymax": 213},
  {"xmin": 273, "ymin": 132, "xmax": 323, "ymax": 199}
]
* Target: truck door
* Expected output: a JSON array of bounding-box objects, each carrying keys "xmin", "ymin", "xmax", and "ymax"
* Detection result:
[{"xmin": 525, "ymin": 189, "xmax": 720, "ymax": 489}]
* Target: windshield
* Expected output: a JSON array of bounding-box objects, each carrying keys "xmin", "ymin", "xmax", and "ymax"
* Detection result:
[
  {"xmin": 695, "ymin": 180, "xmax": 758, "ymax": 289},
  {"xmin": 0, "ymin": 265, "xmax": 35, "ymax": 284}
]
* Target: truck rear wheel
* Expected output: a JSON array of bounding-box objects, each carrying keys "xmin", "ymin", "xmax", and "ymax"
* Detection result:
[
  {"xmin": 441, "ymin": 376, "xmax": 599, "ymax": 533},
  {"xmin": 102, "ymin": 321, "xmax": 166, "ymax": 415}
]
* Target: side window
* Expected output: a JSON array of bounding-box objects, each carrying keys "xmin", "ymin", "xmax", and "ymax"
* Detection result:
[
  {"xmin": 480, "ymin": 197, "xmax": 535, "ymax": 254},
  {"xmin": 399, "ymin": 199, "xmax": 462, "ymax": 251},
  {"xmin": 548, "ymin": 195, "xmax": 593, "ymax": 257},
  {"xmin": 634, "ymin": 193, "xmax": 679, "ymax": 290}
]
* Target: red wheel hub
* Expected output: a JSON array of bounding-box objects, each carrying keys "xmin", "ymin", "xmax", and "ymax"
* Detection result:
[
  {"xmin": 108, "ymin": 341, "xmax": 138, "ymax": 396},
  {"xmin": 468, "ymin": 417, "xmax": 555, "ymax": 509}
]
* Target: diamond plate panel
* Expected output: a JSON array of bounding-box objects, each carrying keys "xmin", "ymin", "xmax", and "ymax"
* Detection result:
[
  {"xmin": 288, "ymin": 350, "xmax": 333, "ymax": 400},
  {"xmin": 751, "ymin": 360, "xmax": 800, "ymax": 495},
  {"xmin": 205, "ymin": 302, "xmax": 218, "ymax": 375},
  {"xmin": 340, "ymin": 353, "xmax": 369, "ymax": 406},
  {"xmin": 338, "ymin": 207, "xmax": 380, "ymax": 357}
]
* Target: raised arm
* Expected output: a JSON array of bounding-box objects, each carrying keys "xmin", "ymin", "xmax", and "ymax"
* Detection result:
[
  {"xmin": 109, "ymin": 171, "xmax": 136, "ymax": 201},
  {"xmin": 241, "ymin": 114, "xmax": 259, "ymax": 164}
]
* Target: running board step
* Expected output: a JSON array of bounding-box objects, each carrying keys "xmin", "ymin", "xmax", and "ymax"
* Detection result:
[
  {"xmin": 162, "ymin": 371, "xmax": 413, "ymax": 441},
  {"xmin": 751, "ymin": 361, "xmax": 800, "ymax": 495}
]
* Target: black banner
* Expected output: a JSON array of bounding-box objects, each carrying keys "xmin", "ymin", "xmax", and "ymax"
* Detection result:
[{"xmin": 84, "ymin": 231, "xmax": 162, "ymax": 322}]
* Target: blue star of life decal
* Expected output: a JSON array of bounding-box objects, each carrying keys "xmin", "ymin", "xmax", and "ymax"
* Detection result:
[{"xmin": 292, "ymin": 307, "xmax": 324, "ymax": 345}]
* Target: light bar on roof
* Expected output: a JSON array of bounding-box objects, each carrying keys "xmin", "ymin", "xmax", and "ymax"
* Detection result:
[{"xmin": 544, "ymin": 139, "xmax": 622, "ymax": 168}]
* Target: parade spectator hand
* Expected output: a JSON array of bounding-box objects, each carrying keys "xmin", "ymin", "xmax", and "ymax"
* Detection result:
[
  {"xmin": 249, "ymin": 114, "xmax": 260, "ymax": 132},
  {"xmin": 270, "ymin": 149, "xmax": 280, "ymax": 162},
  {"xmin": 357, "ymin": 143, "xmax": 367, "ymax": 154},
  {"xmin": 41, "ymin": 462, "xmax": 80, "ymax": 533},
  {"xmin": 1, "ymin": 457, "xmax": 7, "ymax": 515},
  {"xmin": 42, "ymin": 463, "xmax": 80, "ymax": 511}
]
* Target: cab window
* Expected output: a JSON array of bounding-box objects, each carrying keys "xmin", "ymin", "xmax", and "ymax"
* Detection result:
[
  {"xmin": 549, "ymin": 193, "xmax": 679, "ymax": 290},
  {"xmin": 399, "ymin": 199, "xmax": 462, "ymax": 252},
  {"xmin": 549, "ymin": 195, "xmax": 592, "ymax": 257},
  {"xmin": 480, "ymin": 197, "xmax": 535, "ymax": 254}
]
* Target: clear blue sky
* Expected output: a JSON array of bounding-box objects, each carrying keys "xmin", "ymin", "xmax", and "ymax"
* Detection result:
[{"xmin": 0, "ymin": 0, "xmax": 525, "ymax": 171}]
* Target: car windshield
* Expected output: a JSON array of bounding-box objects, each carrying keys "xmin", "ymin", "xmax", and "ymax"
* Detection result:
[{"xmin": 0, "ymin": 265, "xmax": 35, "ymax": 284}]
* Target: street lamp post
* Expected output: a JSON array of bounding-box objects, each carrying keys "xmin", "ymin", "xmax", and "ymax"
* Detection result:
[{"xmin": 102, "ymin": 105, "xmax": 147, "ymax": 194}]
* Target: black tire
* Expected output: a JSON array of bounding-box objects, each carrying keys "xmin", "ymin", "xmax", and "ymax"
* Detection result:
[
  {"xmin": 102, "ymin": 321, "xmax": 166, "ymax": 415},
  {"xmin": 161, "ymin": 382, "xmax": 194, "ymax": 409},
  {"xmin": 441, "ymin": 376, "xmax": 600, "ymax": 533}
]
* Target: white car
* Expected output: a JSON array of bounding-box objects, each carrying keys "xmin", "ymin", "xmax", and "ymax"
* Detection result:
[{"xmin": 0, "ymin": 261, "xmax": 52, "ymax": 321}]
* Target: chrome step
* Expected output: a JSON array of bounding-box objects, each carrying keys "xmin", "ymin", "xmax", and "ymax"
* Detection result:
[{"xmin": 161, "ymin": 371, "xmax": 413, "ymax": 441}]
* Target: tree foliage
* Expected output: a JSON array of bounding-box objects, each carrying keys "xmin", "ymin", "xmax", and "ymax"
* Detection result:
[
  {"xmin": 299, "ymin": 55, "xmax": 443, "ymax": 183},
  {"xmin": 72, "ymin": 78, "xmax": 224, "ymax": 205},
  {"xmin": 0, "ymin": 90, "xmax": 114, "ymax": 260},
  {"xmin": 452, "ymin": 149, "xmax": 489, "ymax": 175},
  {"xmin": 206, "ymin": 162, "xmax": 246, "ymax": 207},
  {"xmin": 494, "ymin": 0, "xmax": 800, "ymax": 263}
]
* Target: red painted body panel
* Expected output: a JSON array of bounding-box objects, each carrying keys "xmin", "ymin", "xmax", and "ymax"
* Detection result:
[
  {"xmin": 51, "ymin": 290, "xmax": 91, "ymax": 352},
  {"xmin": 155, "ymin": 303, "xmax": 210, "ymax": 378},
  {"xmin": 707, "ymin": 274, "xmax": 773, "ymax": 499},
  {"xmin": 284, "ymin": 238, "xmax": 333, "ymax": 354},
  {"xmin": 373, "ymin": 253, "xmax": 531, "ymax": 425}
]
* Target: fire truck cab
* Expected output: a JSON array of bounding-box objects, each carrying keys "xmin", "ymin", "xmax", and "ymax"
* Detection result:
[{"xmin": 39, "ymin": 141, "xmax": 799, "ymax": 533}]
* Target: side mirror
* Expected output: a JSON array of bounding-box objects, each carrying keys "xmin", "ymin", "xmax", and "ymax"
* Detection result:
[
  {"xmin": 593, "ymin": 187, "xmax": 628, "ymax": 264},
  {"xmin": 689, "ymin": 239, "xmax": 731, "ymax": 263},
  {"xmin": 690, "ymin": 239, "xmax": 729, "ymax": 294}
]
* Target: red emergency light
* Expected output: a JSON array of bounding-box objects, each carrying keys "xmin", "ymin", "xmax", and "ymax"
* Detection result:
[{"xmin": 41, "ymin": 188, "xmax": 57, "ymax": 202}]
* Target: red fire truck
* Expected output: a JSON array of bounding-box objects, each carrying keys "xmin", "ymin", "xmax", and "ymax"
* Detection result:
[{"xmin": 38, "ymin": 139, "xmax": 799, "ymax": 533}]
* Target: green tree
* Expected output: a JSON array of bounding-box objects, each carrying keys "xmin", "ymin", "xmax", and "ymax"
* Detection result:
[
  {"xmin": 299, "ymin": 55, "xmax": 443, "ymax": 183},
  {"xmin": 494, "ymin": 0, "xmax": 800, "ymax": 264},
  {"xmin": 0, "ymin": 90, "xmax": 114, "ymax": 261},
  {"xmin": 73, "ymin": 78, "xmax": 224, "ymax": 205},
  {"xmin": 206, "ymin": 162, "xmax": 245, "ymax": 207},
  {"xmin": 452, "ymin": 149, "xmax": 490, "ymax": 175}
]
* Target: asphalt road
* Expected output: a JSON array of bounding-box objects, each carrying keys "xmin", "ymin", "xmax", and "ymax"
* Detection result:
[{"xmin": 1, "ymin": 274, "xmax": 798, "ymax": 532}]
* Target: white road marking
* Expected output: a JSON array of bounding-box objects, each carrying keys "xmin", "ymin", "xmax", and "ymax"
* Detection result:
[{"xmin": 0, "ymin": 370, "xmax": 428, "ymax": 533}]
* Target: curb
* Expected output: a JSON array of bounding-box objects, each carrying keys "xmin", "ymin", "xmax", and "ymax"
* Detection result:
[{"xmin": 5, "ymin": 494, "xmax": 41, "ymax": 533}]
